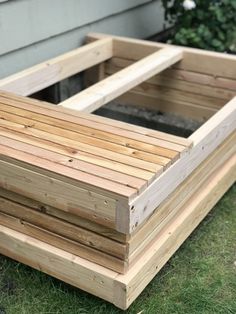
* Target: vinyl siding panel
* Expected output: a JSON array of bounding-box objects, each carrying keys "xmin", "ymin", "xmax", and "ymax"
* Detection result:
[{"xmin": 0, "ymin": 0, "xmax": 164, "ymax": 78}]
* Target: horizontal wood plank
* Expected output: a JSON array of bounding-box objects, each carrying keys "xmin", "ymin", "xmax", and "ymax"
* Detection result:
[
  {"xmin": 0, "ymin": 93, "xmax": 185, "ymax": 158},
  {"xmin": 105, "ymin": 57, "xmax": 236, "ymax": 99},
  {"xmin": 126, "ymin": 98, "xmax": 236, "ymax": 233},
  {"xmin": 87, "ymin": 33, "xmax": 236, "ymax": 79},
  {"xmin": 0, "ymin": 153, "xmax": 234, "ymax": 309},
  {"xmin": 127, "ymin": 131, "xmax": 236, "ymax": 260},
  {"xmin": 116, "ymin": 153, "xmax": 236, "ymax": 309},
  {"xmin": 0, "ymin": 225, "xmax": 118, "ymax": 304},
  {"xmin": 0, "ymin": 91, "xmax": 192, "ymax": 149},
  {"xmin": 0, "ymin": 188, "xmax": 127, "ymax": 243},
  {"xmin": 0, "ymin": 211, "xmax": 126, "ymax": 273},
  {"xmin": 117, "ymin": 90, "xmax": 217, "ymax": 121},
  {"xmin": 0, "ymin": 38, "xmax": 113, "ymax": 96},
  {"xmin": 0, "ymin": 108, "xmax": 166, "ymax": 174},
  {"xmin": 59, "ymin": 47, "xmax": 183, "ymax": 112}
]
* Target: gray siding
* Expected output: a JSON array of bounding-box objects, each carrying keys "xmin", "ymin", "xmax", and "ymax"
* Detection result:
[{"xmin": 0, "ymin": 0, "xmax": 164, "ymax": 78}]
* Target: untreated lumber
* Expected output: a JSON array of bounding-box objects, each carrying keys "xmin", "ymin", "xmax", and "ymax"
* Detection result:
[
  {"xmin": 0, "ymin": 152, "xmax": 234, "ymax": 309},
  {"xmin": 0, "ymin": 33, "xmax": 235, "ymax": 309},
  {"xmin": 0, "ymin": 38, "xmax": 113, "ymax": 96},
  {"xmin": 105, "ymin": 57, "xmax": 236, "ymax": 99},
  {"xmin": 0, "ymin": 188, "xmax": 127, "ymax": 243},
  {"xmin": 0, "ymin": 91, "xmax": 193, "ymax": 148},
  {"xmin": 0, "ymin": 131, "xmax": 234, "ymax": 273},
  {"xmin": 87, "ymin": 33, "xmax": 236, "ymax": 79},
  {"xmin": 0, "ymin": 91, "xmax": 235, "ymax": 233},
  {"xmin": 128, "ymin": 131, "xmax": 236, "ymax": 260},
  {"xmin": 125, "ymin": 97, "xmax": 236, "ymax": 233},
  {"xmin": 117, "ymin": 91, "xmax": 217, "ymax": 121},
  {"xmin": 59, "ymin": 47, "xmax": 183, "ymax": 112}
]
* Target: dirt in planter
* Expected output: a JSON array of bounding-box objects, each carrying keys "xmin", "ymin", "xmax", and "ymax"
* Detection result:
[{"xmin": 95, "ymin": 102, "xmax": 202, "ymax": 138}]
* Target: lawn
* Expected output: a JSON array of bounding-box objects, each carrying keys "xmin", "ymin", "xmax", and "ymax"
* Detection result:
[{"xmin": 0, "ymin": 184, "xmax": 235, "ymax": 314}]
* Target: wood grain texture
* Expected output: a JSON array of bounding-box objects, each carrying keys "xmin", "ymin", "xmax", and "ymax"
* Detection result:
[
  {"xmin": 0, "ymin": 131, "xmax": 233, "ymax": 273},
  {"xmin": 0, "ymin": 38, "xmax": 113, "ymax": 96},
  {"xmin": 0, "ymin": 91, "xmax": 192, "ymax": 149},
  {"xmin": 0, "ymin": 211, "xmax": 127, "ymax": 273},
  {"xmin": 0, "ymin": 152, "xmax": 234, "ymax": 309},
  {"xmin": 0, "ymin": 188, "xmax": 127, "ymax": 243},
  {"xmin": 115, "ymin": 153, "xmax": 236, "ymax": 309},
  {"xmin": 87, "ymin": 33, "xmax": 236, "ymax": 79},
  {"xmin": 126, "ymin": 98, "xmax": 236, "ymax": 233},
  {"xmin": 60, "ymin": 47, "xmax": 183, "ymax": 112},
  {"xmin": 127, "ymin": 132, "xmax": 236, "ymax": 261},
  {"xmin": 105, "ymin": 57, "xmax": 235, "ymax": 100},
  {"xmin": 117, "ymin": 90, "xmax": 217, "ymax": 121}
]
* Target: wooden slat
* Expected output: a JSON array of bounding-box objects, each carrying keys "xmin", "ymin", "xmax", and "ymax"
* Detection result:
[
  {"xmin": 0, "ymin": 188, "xmax": 127, "ymax": 243},
  {"xmin": 0, "ymin": 134, "xmax": 148, "ymax": 190},
  {"xmin": 0, "ymin": 38, "xmax": 113, "ymax": 96},
  {"xmin": 0, "ymin": 145, "xmax": 136, "ymax": 202},
  {"xmin": 127, "ymin": 131, "xmax": 236, "ymax": 259},
  {"xmin": 0, "ymin": 106, "xmax": 169, "ymax": 171},
  {"xmin": 0, "ymin": 211, "xmax": 126, "ymax": 273},
  {"xmin": 59, "ymin": 47, "xmax": 183, "ymax": 112},
  {"xmin": 0, "ymin": 225, "xmax": 118, "ymax": 304},
  {"xmin": 0, "ymin": 156, "xmax": 121, "ymax": 224},
  {"xmin": 105, "ymin": 57, "xmax": 236, "ymax": 99},
  {"xmin": 117, "ymin": 91, "xmax": 217, "ymax": 121},
  {"xmin": 0, "ymin": 122, "xmax": 159, "ymax": 182},
  {"xmin": 126, "ymin": 97, "xmax": 236, "ymax": 233},
  {"xmin": 0, "ymin": 130, "xmax": 233, "ymax": 273},
  {"xmin": 124, "ymin": 81, "xmax": 225, "ymax": 108},
  {"xmin": 87, "ymin": 33, "xmax": 236, "ymax": 79},
  {"xmin": 104, "ymin": 63, "xmax": 227, "ymax": 108},
  {"xmin": 0, "ymin": 152, "xmax": 234, "ymax": 309},
  {"xmin": 116, "ymin": 153, "xmax": 236, "ymax": 309},
  {"xmin": 0, "ymin": 93, "xmax": 185, "ymax": 159},
  {"xmin": 0, "ymin": 196, "xmax": 126, "ymax": 259},
  {"xmin": 0, "ymin": 91, "xmax": 192, "ymax": 149}
]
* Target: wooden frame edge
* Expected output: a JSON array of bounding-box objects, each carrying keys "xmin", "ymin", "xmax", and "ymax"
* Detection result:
[
  {"xmin": 126, "ymin": 98, "xmax": 236, "ymax": 233},
  {"xmin": 0, "ymin": 152, "xmax": 234, "ymax": 310},
  {"xmin": 116, "ymin": 153, "xmax": 236, "ymax": 309},
  {"xmin": 87, "ymin": 33, "xmax": 236, "ymax": 79},
  {"xmin": 0, "ymin": 38, "xmax": 113, "ymax": 96},
  {"xmin": 59, "ymin": 47, "xmax": 183, "ymax": 112}
]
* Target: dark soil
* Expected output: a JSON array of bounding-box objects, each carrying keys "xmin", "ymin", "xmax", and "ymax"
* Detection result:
[{"xmin": 95, "ymin": 102, "xmax": 202, "ymax": 138}]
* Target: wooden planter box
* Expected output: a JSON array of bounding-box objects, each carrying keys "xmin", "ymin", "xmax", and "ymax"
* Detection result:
[{"xmin": 0, "ymin": 33, "xmax": 235, "ymax": 310}]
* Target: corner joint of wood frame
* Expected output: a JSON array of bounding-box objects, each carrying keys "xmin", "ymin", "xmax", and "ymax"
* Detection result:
[{"xmin": 115, "ymin": 201, "xmax": 130, "ymax": 234}]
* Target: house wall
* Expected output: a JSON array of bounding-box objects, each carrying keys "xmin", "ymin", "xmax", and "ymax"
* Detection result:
[{"xmin": 0, "ymin": 0, "xmax": 164, "ymax": 79}]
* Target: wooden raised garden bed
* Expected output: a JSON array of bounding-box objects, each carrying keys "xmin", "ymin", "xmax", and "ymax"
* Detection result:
[{"xmin": 0, "ymin": 33, "xmax": 235, "ymax": 310}]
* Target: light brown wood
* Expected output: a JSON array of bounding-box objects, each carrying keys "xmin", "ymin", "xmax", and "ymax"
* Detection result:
[
  {"xmin": 0, "ymin": 197, "xmax": 126, "ymax": 259},
  {"xmin": 0, "ymin": 92, "xmax": 186, "ymax": 159},
  {"xmin": 117, "ymin": 90, "xmax": 217, "ymax": 121},
  {"xmin": 0, "ymin": 225, "xmax": 118, "ymax": 304},
  {"xmin": 0, "ymin": 32, "xmax": 234, "ymax": 310},
  {"xmin": 0, "ymin": 131, "xmax": 233, "ymax": 274},
  {"xmin": 0, "ymin": 152, "xmax": 234, "ymax": 309},
  {"xmin": 0, "ymin": 38, "xmax": 113, "ymax": 96},
  {"xmin": 87, "ymin": 33, "xmax": 236, "ymax": 79},
  {"xmin": 0, "ymin": 91, "xmax": 192, "ymax": 149},
  {"xmin": 0, "ymin": 188, "xmax": 127, "ymax": 243},
  {"xmin": 127, "ymin": 131, "xmax": 236, "ymax": 260},
  {"xmin": 105, "ymin": 57, "xmax": 235, "ymax": 100},
  {"xmin": 127, "ymin": 97, "xmax": 236, "ymax": 233},
  {"xmin": 115, "ymin": 153, "xmax": 236, "ymax": 309},
  {"xmin": 0, "ymin": 155, "xmax": 120, "ymax": 225},
  {"xmin": 60, "ymin": 47, "xmax": 183, "ymax": 112},
  {"xmin": 0, "ymin": 211, "xmax": 126, "ymax": 273}
]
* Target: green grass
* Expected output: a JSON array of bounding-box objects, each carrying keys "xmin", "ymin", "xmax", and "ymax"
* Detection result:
[{"xmin": 0, "ymin": 184, "xmax": 235, "ymax": 314}]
